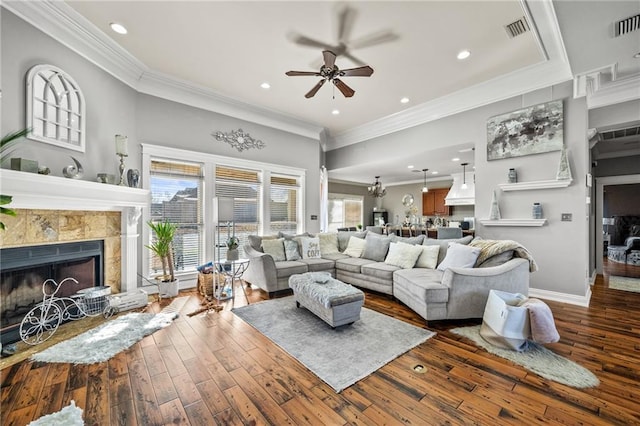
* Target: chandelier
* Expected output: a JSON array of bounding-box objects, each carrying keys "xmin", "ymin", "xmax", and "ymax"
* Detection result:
[{"xmin": 368, "ymin": 176, "xmax": 387, "ymax": 198}]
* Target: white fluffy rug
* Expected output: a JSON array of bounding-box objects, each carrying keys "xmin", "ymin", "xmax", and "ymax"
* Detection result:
[
  {"xmin": 451, "ymin": 325, "xmax": 599, "ymax": 388},
  {"xmin": 31, "ymin": 312, "xmax": 177, "ymax": 364},
  {"xmin": 28, "ymin": 400, "xmax": 83, "ymax": 425}
]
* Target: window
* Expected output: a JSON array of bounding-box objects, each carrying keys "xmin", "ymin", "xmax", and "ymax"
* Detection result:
[
  {"xmin": 270, "ymin": 174, "xmax": 300, "ymax": 235},
  {"xmin": 149, "ymin": 159, "xmax": 203, "ymax": 277},
  {"xmin": 26, "ymin": 64, "xmax": 86, "ymax": 152},
  {"xmin": 327, "ymin": 193, "xmax": 363, "ymax": 231},
  {"xmin": 215, "ymin": 166, "xmax": 261, "ymax": 259}
]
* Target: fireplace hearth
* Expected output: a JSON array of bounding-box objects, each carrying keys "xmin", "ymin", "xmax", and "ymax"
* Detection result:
[{"xmin": 0, "ymin": 240, "xmax": 103, "ymax": 345}]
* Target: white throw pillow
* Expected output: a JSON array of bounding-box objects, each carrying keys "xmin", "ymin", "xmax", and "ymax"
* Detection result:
[
  {"xmin": 415, "ymin": 245, "xmax": 440, "ymax": 269},
  {"xmin": 300, "ymin": 237, "xmax": 322, "ymax": 259},
  {"xmin": 317, "ymin": 232, "xmax": 340, "ymax": 255},
  {"xmin": 437, "ymin": 242, "xmax": 481, "ymax": 271},
  {"xmin": 384, "ymin": 242, "xmax": 423, "ymax": 269},
  {"xmin": 261, "ymin": 238, "xmax": 286, "ymax": 262},
  {"xmin": 343, "ymin": 236, "xmax": 366, "ymax": 258}
]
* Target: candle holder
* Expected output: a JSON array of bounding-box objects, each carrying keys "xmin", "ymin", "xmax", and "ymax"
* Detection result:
[{"xmin": 117, "ymin": 153, "xmax": 128, "ymax": 186}]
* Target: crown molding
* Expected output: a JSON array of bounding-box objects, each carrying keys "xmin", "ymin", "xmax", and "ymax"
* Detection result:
[
  {"xmin": 575, "ymin": 70, "xmax": 640, "ymax": 110},
  {"xmin": 4, "ymin": 1, "xmax": 323, "ymax": 141}
]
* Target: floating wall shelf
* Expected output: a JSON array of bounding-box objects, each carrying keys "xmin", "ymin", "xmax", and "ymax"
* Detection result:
[
  {"xmin": 498, "ymin": 179, "xmax": 572, "ymax": 191},
  {"xmin": 479, "ymin": 219, "xmax": 547, "ymax": 227}
]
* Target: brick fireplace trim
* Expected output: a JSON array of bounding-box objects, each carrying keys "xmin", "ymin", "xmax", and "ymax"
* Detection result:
[{"xmin": 0, "ymin": 169, "xmax": 150, "ymax": 293}]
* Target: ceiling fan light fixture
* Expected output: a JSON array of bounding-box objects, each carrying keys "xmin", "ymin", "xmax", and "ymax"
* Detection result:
[{"xmin": 110, "ymin": 22, "xmax": 128, "ymax": 35}]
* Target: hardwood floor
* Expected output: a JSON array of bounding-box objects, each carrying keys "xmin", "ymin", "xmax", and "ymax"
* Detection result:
[{"xmin": 2, "ymin": 260, "xmax": 640, "ymax": 425}]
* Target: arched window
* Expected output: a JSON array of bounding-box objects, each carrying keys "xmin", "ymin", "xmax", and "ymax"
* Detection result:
[{"xmin": 26, "ymin": 64, "xmax": 86, "ymax": 152}]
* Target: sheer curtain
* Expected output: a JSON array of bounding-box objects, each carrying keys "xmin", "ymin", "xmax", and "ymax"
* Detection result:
[{"xmin": 320, "ymin": 166, "xmax": 329, "ymax": 232}]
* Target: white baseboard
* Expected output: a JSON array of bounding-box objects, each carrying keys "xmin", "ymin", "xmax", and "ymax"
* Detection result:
[{"xmin": 528, "ymin": 286, "xmax": 592, "ymax": 307}]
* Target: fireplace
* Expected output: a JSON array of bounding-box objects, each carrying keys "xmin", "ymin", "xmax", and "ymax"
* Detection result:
[{"xmin": 0, "ymin": 240, "xmax": 103, "ymax": 345}]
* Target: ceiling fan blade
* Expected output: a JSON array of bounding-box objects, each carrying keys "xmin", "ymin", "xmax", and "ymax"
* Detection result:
[
  {"xmin": 305, "ymin": 79, "xmax": 327, "ymax": 98},
  {"xmin": 350, "ymin": 30, "xmax": 400, "ymax": 49},
  {"xmin": 340, "ymin": 65, "xmax": 374, "ymax": 77},
  {"xmin": 286, "ymin": 71, "xmax": 322, "ymax": 76},
  {"xmin": 333, "ymin": 78, "xmax": 355, "ymax": 98},
  {"xmin": 323, "ymin": 50, "xmax": 337, "ymax": 69},
  {"xmin": 342, "ymin": 52, "xmax": 366, "ymax": 67},
  {"xmin": 287, "ymin": 32, "xmax": 332, "ymax": 49},
  {"xmin": 336, "ymin": 5, "xmax": 357, "ymax": 44}
]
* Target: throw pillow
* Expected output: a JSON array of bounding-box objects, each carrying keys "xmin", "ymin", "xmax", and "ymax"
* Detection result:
[
  {"xmin": 300, "ymin": 237, "xmax": 322, "ymax": 259},
  {"xmin": 317, "ymin": 233, "xmax": 340, "ymax": 255},
  {"xmin": 424, "ymin": 235, "xmax": 473, "ymax": 266},
  {"xmin": 248, "ymin": 234, "xmax": 277, "ymax": 252},
  {"xmin": 389, "ymin": 234, "xmax": 425, "ymax": 245},
  {"xmin": 362, "ymin": 233, "xmax": 391, "ymax": 262},
  {"xmin": 414, "ymin": 245, "xmax": 440, "ymax": 269},
  {"xmin": 283, "ymin": 239, "xmax": 301, "ymax": 261},
  {"xmin": 343, "ymin": 236, "xmax": 367, "ymax": 258},
  {"xmin": 437, "ymin": 242, "xmax": 481, "ymax": 271},
  {"xmin": 337, "ymin": 231, "xmax": 367, "ymax": 252},
  {"xmin": 384, "ymin": 242, "xmax": 423, "ymax": 269},
  {"xmin": 261, "ymin": 238, "xmax": 286, "ymax": 262}
]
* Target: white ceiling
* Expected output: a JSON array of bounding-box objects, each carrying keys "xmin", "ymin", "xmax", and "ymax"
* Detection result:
[{"xmin": 8, "ymin": 1, "xmax": 639, "ymax": 186}]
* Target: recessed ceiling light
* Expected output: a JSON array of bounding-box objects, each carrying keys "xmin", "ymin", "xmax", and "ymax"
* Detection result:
[
  {"xmin": 407, "ymin": 165, "xmax": 414, "ymax": 169},
  {"xmin": 110, "ymin": 22, "xmax": 128, "ymax": 35},
  {"xmin": 457, "ymin": 50, "xmax": 471, "ymax": 60},
  {"xmin": 332, "ymin": 109, "xmax": 340, "ymax": 115},
  {"xmin": 400, "ymin": 97, "xmax": 410, "ymax": 104},
  {"xmin": 260, "ymin": 82, "xmax": 271, "ymax": 89},
  {"xmin": 634, "ymin": 52, "xmax": 640, "ymax": 59},
  {"xmin": 431, "ymin": 171, "xmax": 439, "ymax": 175},
  {"xmin": 452, "ymin": 157, "xmax": 460, "ymax": 162}
]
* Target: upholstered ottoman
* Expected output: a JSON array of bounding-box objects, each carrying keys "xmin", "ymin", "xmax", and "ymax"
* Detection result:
[{"xmin": 289, "ymin": 272, "xmax": 365, "ymax": 328}]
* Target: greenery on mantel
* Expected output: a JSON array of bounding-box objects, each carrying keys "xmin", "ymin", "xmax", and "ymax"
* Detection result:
[{"xmin": 0, "ymin": 128, "xmax": 30, "ymax": 230}]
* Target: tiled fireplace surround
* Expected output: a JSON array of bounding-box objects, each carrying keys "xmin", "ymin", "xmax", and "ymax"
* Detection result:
[{"xmin": 0, "ymin": 169, "xmax": 150, "ymax": 294}]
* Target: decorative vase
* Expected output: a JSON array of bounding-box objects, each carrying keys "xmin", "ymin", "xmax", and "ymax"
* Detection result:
[
  {"xmin": 532, "ymin": 203, "xmax": 543, "ymax": 219},
  {"xmin": 227, "ymin": 248, "xmax": 239, "ymax": 260},
  {"xmin": 508, "ymin": 168, "xmax": 517, "ymax": 183},
  {"xmin": 127, "ymin": 169, "xmax": 140, "ymax": 188},
  {"xmin": 556, "ymin": 146, "xmax": 572, "ymax": 180},
  {"xmin": 489, "ymin": 190, "xmax": 501, "ymax": 220}
]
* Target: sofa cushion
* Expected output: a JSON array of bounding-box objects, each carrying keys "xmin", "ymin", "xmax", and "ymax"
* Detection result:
[
  {"xmin": 299, "ymin": 237, "xmax": 322, "ymax": 259},
  {"xmin": 248, "ymin": 234, "xmax": 277, "ymax": 251},
  {"xmin": 337, "ymin": 231, "xmax": 367, "ymax": 252},
  {"xmin": 385, "ymin": 242, "xmax": 423, "ymax": 269},
  {"xmin": 318, "ymin": 232, "xmax": 340, "ymax": 255},
  {"xmin": 275, "ymin": 261, "xmax": 308, "ymax": 278},
  {"xmin": 261, "ymin": 238, "xmax": 286, "ymax": 261},
  {"xmin": 394, "ymin": 268, "xmax": 449, "ymax": 303},
  {"xmin": 343, "ymin": 236, "xmax": 366, "ymax": 258},
  {"xmin": 321, "ymin": 252, "xmax": 350, "ymax": 261},
  {"xmin": 361, "ymin": 261, "xmax": 399, "ymax": 281},
  {"xmin": 362, "ymin": 233, "xmax": 392, "ymax": 262},
  {"xmin": 283, "ymin": 239, "xmax": 301, "ymax": 261},
  {"xmin": 298, "ymin": 257, "xmax": 335, "ymax": 272},
  {"xmin": 476, "ymin": 250, "xmax": 514, "ymax": 268},
  {"xmin": 437, "ymin": 242, "xmax": 481, "ymax": 271},
  {"xmin": 415, "ymin": 245, "xmax": 440, "ymax": 269},
  {"xmin": 335, "ymin": 257, "xmax": 377, "ymax": 274},
  {"xmin": 389, "ymin": 234, "xmax": 425, "ymax": 245},
  {"xmin": 424, "ymin": 235, "xmax": 473, "ymax": 266}
]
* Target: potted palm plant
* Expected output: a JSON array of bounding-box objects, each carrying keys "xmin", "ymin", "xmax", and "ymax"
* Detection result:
[{"xmin": 146, "ymin": 220, "xmax": 179, "ymax": 298}]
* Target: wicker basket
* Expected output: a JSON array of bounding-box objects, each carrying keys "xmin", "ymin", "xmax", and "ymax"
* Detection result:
[{"xmin": 198, "ymin": 272, "xmax": 225, "ymax": 298}]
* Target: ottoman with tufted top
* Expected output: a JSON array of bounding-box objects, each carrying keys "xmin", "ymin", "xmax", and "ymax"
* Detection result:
[{"xmin": 289, "ymin": 272, "xmax": 365, "ymax": 328}]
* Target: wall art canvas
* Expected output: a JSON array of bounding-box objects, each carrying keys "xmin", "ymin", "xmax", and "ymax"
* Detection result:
[{"xmin": 487, "ymin": 100, "xmax": 563, "ymax": 161}]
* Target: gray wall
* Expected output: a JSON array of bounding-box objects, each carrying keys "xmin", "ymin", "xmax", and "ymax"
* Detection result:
[{"xmin": 1, "ymin": 10, "xmax": 323, "ymax": 233}]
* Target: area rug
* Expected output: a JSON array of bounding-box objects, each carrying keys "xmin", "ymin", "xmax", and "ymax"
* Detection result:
[
  {"xmin": 451, "ymin": 325, "xmax": 599, "ymax": 388},
  {"xmin": 31, "ymin": 312, "xmax": 177, "ymax": 364},
  {"xmin": 28, "ymin": 400, "xmax": 83, "ymax": 426},
  {"xmin": 608, "ymin": 275, "xmax": 640, "ymax": 293},
  {"xmin": 232, "ymin": 296, "xmax": 435, "ymax": 393}
]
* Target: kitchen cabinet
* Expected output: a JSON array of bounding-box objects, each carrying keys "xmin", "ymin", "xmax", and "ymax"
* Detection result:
[{"xmin": 422, "ymin": 188, "xmax": 451, "ymax": 216}]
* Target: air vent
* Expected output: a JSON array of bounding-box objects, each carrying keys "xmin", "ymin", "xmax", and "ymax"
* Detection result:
[
  {"xmin": 505, "ymin": 17, "xmax": 530, "ymax": 38},
  {"xmin": 615, "ymin": 14, "xmax": 640, "ymax": 37},
  {"xmin": 600, "ymin": 126, "xmax": 640, "ymax": 141}
]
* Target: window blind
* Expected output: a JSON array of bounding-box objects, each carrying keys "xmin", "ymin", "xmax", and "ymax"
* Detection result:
[{"xmin": 270, "ymin": 174, "xmax": 299, "ymax": 234}]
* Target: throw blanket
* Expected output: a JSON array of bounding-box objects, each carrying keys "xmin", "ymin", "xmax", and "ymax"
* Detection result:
[
  {"xmin": 519, "ymin": 298, "xmax": 560, "ymax": 344},
  {"xmin": 469, "ymin": 239, "xmax": 539, "ymax": 272}
]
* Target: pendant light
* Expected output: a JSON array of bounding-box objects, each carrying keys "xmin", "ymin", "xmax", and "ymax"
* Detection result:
[
  {"xmin": 421, "ymin": 169, "xmax": 429, "ymax": 193},
  {"xmin": 461, "ymin": 163, "xmax": 469, "ymax": 189}
]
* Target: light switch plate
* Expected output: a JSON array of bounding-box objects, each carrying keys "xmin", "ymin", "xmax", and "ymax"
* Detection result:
[{"xmin": 561, "ymin": 213, "xmax": 572, "ymax": 221}]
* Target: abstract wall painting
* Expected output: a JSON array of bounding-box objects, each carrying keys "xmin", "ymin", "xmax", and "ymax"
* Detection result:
[{"xmin": 487, "ymin": 100, "xmax": 564, "ymax": 161}]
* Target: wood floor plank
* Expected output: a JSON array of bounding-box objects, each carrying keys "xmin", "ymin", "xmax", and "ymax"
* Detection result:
[
  {"xmin": 127, "ymin": 358, "xmax": 164, "ymax": 426},
  {"xmin": 222, "ymin": 384, "xmax": 271, "ymax": 425},
  {"xmin": 183, "ymin": 399, "xmax": 214, "ymax": 426},
  {"xmin": 195, "ymin": 378, "xmax": 231, "ymax": 416},
  {"xmin": 149, "ymin": 371, "xmax": 178, "ymax": 405},
  {"xmin": 159, "ymin": 398, "xmax": 190, "ymax": 426},
  {"xmin": 85, "ymin": 363, "xmax": 111, "ymax": 425},
  {"xmin": 111, "ymin": 398, "xmax": 138, "ymax": 426}
]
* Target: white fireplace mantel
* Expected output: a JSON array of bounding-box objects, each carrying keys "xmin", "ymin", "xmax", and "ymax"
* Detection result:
[{"xmin": 1, "ymin": 169, "xmax": 150, "ymax": 293}]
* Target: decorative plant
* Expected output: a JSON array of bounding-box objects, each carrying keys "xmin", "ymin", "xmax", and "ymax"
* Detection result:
[
  {"xmin": 146, "ymin": 220, "xmax": 178, "ymax": 282},
  {"xmin": 226, "ymin": 236, "xmax": 239, "ymax": 250},
  {"xmin": 0, "ymin": 129, "xmax": 30, "ymax": 230},
  {"xmin": 356, "ymin": 224, "xmax": 363, "ymax": 230}
]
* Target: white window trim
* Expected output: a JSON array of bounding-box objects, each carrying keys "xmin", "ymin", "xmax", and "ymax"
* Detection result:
[{"xmin": 141, "ymin": 143, "xmax": 306, "ymax": 280}]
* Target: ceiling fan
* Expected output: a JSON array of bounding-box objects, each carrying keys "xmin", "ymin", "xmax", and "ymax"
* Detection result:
[{"xmin": 285, "ymin": 50, "xmax": 374, "ymax": 99}]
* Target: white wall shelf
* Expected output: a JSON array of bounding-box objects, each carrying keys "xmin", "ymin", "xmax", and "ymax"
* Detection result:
[
  {"xmin": 479, "ymin": 219, "xmax": 547, "ymax": 227},
  {"xmin": 498, "ymin": 179, "xmax": 572, "ymax": 191}
]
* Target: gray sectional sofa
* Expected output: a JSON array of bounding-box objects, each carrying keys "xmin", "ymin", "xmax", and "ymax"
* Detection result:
[{"xmin": 242, "ymin": 230, "xmax": 532, "ymax": 321}]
